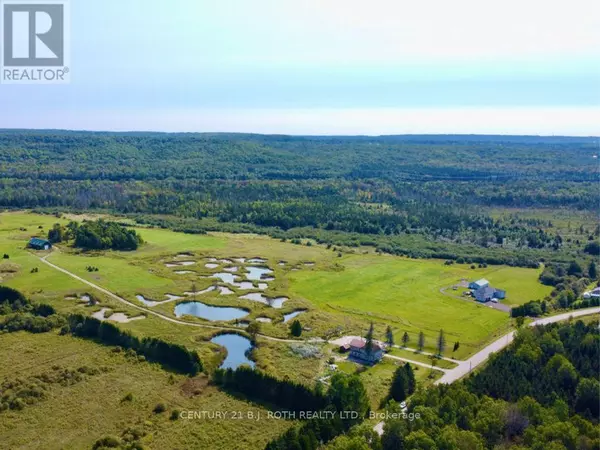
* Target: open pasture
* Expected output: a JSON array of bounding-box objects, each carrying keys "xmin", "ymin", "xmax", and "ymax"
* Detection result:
[
  {"xmin": 0, "ymin": 331, "xmax": 292, "ymax": 450},
  {"xmin": 0, "ymin": 211, "xmax": 551, "ymax": 359}
]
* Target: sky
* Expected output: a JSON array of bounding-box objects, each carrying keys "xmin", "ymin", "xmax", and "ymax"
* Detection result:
[{"xmin": 1, "ymin": 0, "xmax": 599, "ymax": 135}]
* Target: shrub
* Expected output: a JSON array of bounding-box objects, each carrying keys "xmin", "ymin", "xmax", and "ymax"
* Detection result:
[
  {"xmin": 170, "ymin": 409, "xmax": 181, "ymax": 420},
  {"xmin": 121, "ymin": 393, "xmax": 133, "ymax": 402},
  {"xmin": 153, "ymin": 402, "xmax": 166, "ymax": 414},
  {"xmin": 92, "ymin": 436, "xmax": 121, "ymax": 449}
]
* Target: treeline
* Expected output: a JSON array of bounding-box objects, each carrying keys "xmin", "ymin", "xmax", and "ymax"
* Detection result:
[
  {"xmin": 266, "ymin": 373, "xmax": 370, "ymax": 450},
  {"xmin": 66, "ymin": 314, "xmax": 202, "ymax": 375},
  {"xmin": 48, "ymin": 220, "xmax": 143, "ymax": 251},
  {"xmin": 213, "ymin": 366, "xmax": 326, "ymax": 413},
  {"xmin": 0, "ymin": 286, "xmax": 65, "ymax": 333},
  {"xmin": 0, "ymin": 131, "xmax": 598, "ymax": 267},
  {"xmin": 0, "ymin": 286, "xmax": 202, "ymax": 376}
]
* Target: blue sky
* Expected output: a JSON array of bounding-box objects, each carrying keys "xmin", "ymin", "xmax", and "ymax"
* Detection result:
[{"xmin": 1, "ymin": 0, "xmax": 599, "ymax": 135}]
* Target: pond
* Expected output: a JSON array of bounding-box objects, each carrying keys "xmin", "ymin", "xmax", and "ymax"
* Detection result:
[
  {"xmin": 136, "ymin": 295, "xmax": 162, "ymax": 307},
  {"xmin": 174, "ymin": 301, "xmax": 249, "ymax": 321},
  {"xmin": 248, "ymin": 258, "xmax": 267, "ymax": 264},
  {"xmin": 136, "ymin": 294, "xmax": 182, "ymax": 307},
  {"xmin": 211, "ymin": 272, "xmax": 239, "ymax": 285},
  {"xmin": 283, "ymin": 310, "xmax": 306, "ymax": 323},
  {"xmin": 239, "ymin": 293, "xmax": 288, "ymax": 308},
  {"xmin": 211, "ymin": 334, "xmax": 255, "ymax": 370},
  {"xmin": 245, "ymin": 266, "xmax": 273, "ymax": 281}
]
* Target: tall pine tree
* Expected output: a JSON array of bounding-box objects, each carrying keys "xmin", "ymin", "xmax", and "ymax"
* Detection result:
[
  {"xmin": 437, "ymin": 329, "xmax": 446, "ymax": 356},
  {"xmin": 365, "ymin": 322, "xmax": 375, "ymax": 355},
  {"xmin": 418, "ymin": 331, "xmax": 425, "ymax": 352}
]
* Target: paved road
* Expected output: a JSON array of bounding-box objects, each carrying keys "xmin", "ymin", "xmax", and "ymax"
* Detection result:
[
  {"xmin": 435, "ymin": 306, "xmax": 600, "ymax": 385},
  {"xmin": 373, "ymin": 306, "xmax": 600, "ymax": 436},
  {"xmin": 37, "ymin": 252, "xmax": 302, "ymax": 344}
]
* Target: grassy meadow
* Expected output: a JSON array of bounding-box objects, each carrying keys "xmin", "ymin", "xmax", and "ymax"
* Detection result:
[
  {"xmin": 0, "ymin": 210, "xmax": 560, "ymax": 449},
  {"xmin": 0, "ymin": 210, "xmax": 555, "ymax": 359},
  {"xmin": 0, "ymin": 331, "xmax": 293, "ymax": 450}
]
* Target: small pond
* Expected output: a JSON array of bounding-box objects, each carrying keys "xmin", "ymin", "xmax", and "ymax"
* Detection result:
[
  {"xmin": 211, "ymin": 334, "xmax": 255, "ymax": 370},
  {"xmin": 239, "ymin": 293, "xmax": 288, "ymax": 308},
  {"xmin": 211, "ymin": 273, "xmax": 239, "ymax": 285},
  {"xmin": 174, "ymin": 302, "xmax": 249, "ymax": 321},
  {"xmin": 283, "ymin": 310, "xmax": 306, "ymax": 323},
  {"xmin": 245, "ymin": 266, "xmax": 273, "ymax": 281}
]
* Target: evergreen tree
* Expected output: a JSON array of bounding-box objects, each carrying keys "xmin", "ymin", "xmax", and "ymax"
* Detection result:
[
  {"xmin": 588, "ymin": 260, "xmax": 597, "ymax": 280},
  {"xmin": 290, "ymin": 319, "xmax": 302, "ymax": 337},
  {"xmin": 385, "ymin": 325, "xmax": 394, "ymax": 348},
  {"xmin": 247, "ymin": 322, "xmax": 260, "ymax": 340},
  {"xmin": 567, "ymin": 260, "xmax": 583, "ymax": 276},
  {"xmin": 418, "ymin": 331, "xmax": 425, "ymax": 352},
  {"xmin": 437, "ymin": 329, "xmax": 446, "ymax": 356},
  {"xmin": 365, "ymin": 322, "xmax": 375, "ymax": 355},
  {"xmin": 403, "ymin": 363, "xmax": 416, "ymax": 395},
  {"xmin": 389, "ymin": 366, "xmax": 408, "ymax": 402},
  {"xmin": 402, "ymin": 332, "xmax": 409, "ymax": 347}
]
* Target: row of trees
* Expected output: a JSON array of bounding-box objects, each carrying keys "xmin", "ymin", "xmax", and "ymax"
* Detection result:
[
  {"xmin": 67, "ymin": 314, "xmax": 202, "ymax": 375},
  {"xmin": 213, "ymin": 366, "xmax": 326, "ymax": 413},
  {"xmin": 0, "ymin": 287, "xmax": 202, "ymax": 376},
  {"xmin": 384, "ymin": 325, "xmax": 450, "ymax": 356}
]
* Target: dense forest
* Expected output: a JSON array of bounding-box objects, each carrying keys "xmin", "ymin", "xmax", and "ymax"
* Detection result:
[{"xmin": 0, "ymin": 131, "xmax": 598, "ymax": 266}]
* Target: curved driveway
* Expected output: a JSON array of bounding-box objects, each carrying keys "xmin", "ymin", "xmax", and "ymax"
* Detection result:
[{"xmin": 38, "ymin": 253, "xmax": 301, "ymax": 344}]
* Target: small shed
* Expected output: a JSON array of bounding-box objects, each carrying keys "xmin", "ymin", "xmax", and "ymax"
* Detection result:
[{"xmin": 29, "ymin": 238, "xmax": 52, "ymax": 251}]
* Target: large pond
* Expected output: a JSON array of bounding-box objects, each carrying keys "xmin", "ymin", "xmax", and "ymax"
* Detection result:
[
  {"xmin": 211, "ymin": 334, "xmax": 255, "ymax": 370},
  {"xmin": 174, "ymin": 302, "xmax": 249, "ymax": 321}
]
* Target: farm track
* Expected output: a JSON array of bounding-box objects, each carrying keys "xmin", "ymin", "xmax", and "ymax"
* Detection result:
[
  {"xmin": 36, "ymin": 250, "xmax": 600, "ymax": 384},
  {"xmin": 37, "ymin": 252, "xmax": 301, "ymax": 344}
]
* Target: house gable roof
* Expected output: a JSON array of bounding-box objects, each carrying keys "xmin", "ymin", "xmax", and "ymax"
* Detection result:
[{"xmin": 350, "ymin": 338, "xmax": 383, "ymax": 351}]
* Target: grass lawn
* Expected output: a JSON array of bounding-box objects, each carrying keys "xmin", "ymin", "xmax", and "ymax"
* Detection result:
[
  {"xmin": 327, "ymin": 358, "xmax": 442, "ymax": 410},
  {"xmin": 289, "ymin": 254, "xmax": 513, "ymax": 358},
  {"xmin": 0, "ymin": 211, "xmax": 536, "ymax": 360},
  {"xmin": 388, "ymin": 348, "xmax": 458, "ymax": 369},
  {"xmin": 481, "ymin": 265, "xmax": 553, "ymax": 306},
  {"xmin": 0, "ymin": 331, "xmax": 293, "ymax": 450}
]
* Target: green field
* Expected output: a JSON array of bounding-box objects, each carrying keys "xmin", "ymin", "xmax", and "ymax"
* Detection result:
[
  {"xmin": 0, "ymin": 210, "xmax": 565, "ymax": 449},
  {"xmin": 0, "ymin": 331, "xmax": 292, "ymax": 450},
  {"xmin": 0, "ymin": 211, "xmax": 556, "ymax": 360},
  {"xmin": 289, "ymin": 254, "xmax": 516, "ymax": 357}
]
